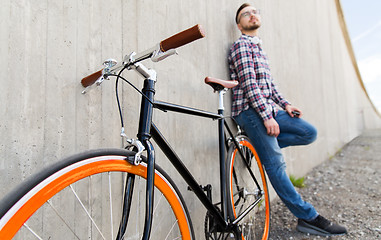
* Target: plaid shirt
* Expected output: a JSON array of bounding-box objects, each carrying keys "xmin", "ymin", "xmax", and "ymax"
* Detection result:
[{"xmin": 228, "ymin": 35, "xmax": 290, "ymax": 120}]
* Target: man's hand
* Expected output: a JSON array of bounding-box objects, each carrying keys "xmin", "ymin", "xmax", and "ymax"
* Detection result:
[
  {"xmin": 264, "ymin": 118, "xmax": 280, "ymax": 137},
  {"xmin": 285, "ymin": 105, "xmax": 303, "ymax": 118}
]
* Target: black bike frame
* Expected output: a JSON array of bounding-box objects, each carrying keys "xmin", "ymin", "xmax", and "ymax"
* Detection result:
[
  {"xmin": 133, "ymin": 77, "xmax": 235, "ymax": 238},
  {"xmin": 152, "ymin": 101, "xmax": 229, "ymax": 227},
  {"xmin": 133, "ymin": 77, "xmax": 258, "ymax": 239}
]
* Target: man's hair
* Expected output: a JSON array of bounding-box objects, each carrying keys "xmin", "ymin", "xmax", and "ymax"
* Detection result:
[{"xmin": 235, "ymin": 3, "xmax": 251, "ymax": 24}]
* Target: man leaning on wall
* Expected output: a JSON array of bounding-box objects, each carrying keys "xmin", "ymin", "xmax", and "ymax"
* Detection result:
[{"xmin": 227, "ymin": 2, "xmax": 347, "ymax": 237}]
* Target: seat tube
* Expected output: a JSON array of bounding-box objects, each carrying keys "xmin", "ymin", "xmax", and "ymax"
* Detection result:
[{"xmin": 218, "ymin": 90, "xmax": 228, "ymax": 221}]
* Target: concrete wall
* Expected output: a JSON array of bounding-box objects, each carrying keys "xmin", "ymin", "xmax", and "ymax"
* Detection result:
[{"xmin": 1, "ymin": 0, "xmax": 380, "ymax": 238}]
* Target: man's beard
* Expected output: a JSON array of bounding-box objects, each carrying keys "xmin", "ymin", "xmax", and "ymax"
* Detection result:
[{"xmin": 242, "ymin": 23, "xmax": 261, "ymax": 31}]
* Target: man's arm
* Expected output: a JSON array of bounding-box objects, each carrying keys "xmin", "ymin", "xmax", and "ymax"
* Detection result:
[
  {"xmin": 271, "ymin": 81, "xmax": 303, "ymax": 118},
  {"xmin": 270, "ymin": 81, "xmax": 290, "ymax": 109}
]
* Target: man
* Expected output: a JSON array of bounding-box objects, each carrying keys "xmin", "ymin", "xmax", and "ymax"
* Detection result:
[{"xmin": 228, "ymin": 3, "xmax": 347, "ymax": 236}]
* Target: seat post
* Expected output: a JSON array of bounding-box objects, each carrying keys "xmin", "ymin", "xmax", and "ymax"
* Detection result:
[{"xmin": 218, "ymin": 89, "xmax": 227, "ymax": 111}]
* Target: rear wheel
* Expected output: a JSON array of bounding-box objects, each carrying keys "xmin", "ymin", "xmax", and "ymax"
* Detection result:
[
  {"xmin": 0, "ymin": 149, "xmax": 194, "ymax": 240},
  {"xmin": 226, "ymin": 136, "xmax": 270, "ymax": 240}
]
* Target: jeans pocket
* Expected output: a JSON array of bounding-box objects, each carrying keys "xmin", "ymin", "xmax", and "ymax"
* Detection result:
[{"xmin": 236, "ymin": 108, "xmax": 261, "ymax": 130}]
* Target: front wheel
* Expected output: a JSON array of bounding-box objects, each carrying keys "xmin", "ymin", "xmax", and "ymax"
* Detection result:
[
  {"xmin": 226, "ymin": 135, "xmax": 270, "ymax": 240},
  {"xmin": 0, "ymin": 149, "xmax": 194, "ymax": 240}
]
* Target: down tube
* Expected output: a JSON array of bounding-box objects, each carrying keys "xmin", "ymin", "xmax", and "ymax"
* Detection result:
[{"xmin": 150, "ymin": 122, "xmax": 227, "ymax": 228}]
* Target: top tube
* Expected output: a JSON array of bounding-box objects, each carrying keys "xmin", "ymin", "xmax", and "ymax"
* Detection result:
[{"xmin": 154, "ymin": 101, "xmax": 222, "ymax": 120}]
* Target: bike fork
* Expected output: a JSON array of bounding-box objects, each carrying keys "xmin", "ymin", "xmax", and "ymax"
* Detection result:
[
  {"xmin": 117, "ymin": 173, "xmax": 136, "ymax": 239},
  {"xmin": 116, "ymin": 141, "xmax": 155, "ymax": 240},
  {"xmin": 142, "ymin": 140, "xmax": 155, "ymax": 240}
]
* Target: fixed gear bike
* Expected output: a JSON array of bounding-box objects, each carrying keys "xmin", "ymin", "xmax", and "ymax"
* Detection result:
[{"xmin": 0, "ymin": 25, "xmax": 270, "ymax": 240}]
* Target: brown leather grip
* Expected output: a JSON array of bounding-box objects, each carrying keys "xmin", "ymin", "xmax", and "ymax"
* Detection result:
[
  {"xmin": 81, "ymin": 69, "xmax": 103, "ymax": 87},
  {"xmin": 160, "ymin": 24, "xmax": 205, "ymax": 52}
]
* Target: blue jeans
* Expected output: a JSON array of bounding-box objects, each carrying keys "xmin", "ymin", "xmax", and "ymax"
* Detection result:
[{"xmin": 235, "ymin": 107, "xmax": 318, "ymax": 220}]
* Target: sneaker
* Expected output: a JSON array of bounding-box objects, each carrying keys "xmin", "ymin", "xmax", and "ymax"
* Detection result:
[{"xmin": 296, "ymin": 215, "xmax": 347, "ymax": 236}]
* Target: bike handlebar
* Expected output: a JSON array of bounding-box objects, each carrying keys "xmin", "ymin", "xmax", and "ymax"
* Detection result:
[
  {"xmin": 160, "ymin": 24, "xmax": 205, "ymax": 52},
  {"xmin": 81, "ymin": 24, "xmax": 205, "ymax": 88}
]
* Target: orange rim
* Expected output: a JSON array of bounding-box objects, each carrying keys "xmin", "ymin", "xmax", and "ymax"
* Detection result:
[
  {"xmin": 229, "ymin": 140, "xmax": 270, "ymax": 240},
  {"xmin": 0, "ymin": 158, "xmax": 191, "ymax": 240}
]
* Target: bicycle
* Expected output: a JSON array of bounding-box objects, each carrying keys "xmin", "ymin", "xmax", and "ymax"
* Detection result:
[{"xmin": 0, "ymin": 24, "xmax": 270, "ymax": 240}]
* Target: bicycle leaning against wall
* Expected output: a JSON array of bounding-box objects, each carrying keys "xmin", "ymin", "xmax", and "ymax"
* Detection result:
[{"xmin": 0, "ymin": 25, "xmax": 270, "ymax": 240}]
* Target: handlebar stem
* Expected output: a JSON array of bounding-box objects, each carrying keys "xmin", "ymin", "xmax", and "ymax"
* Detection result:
[{"xmin": 130, "ymin": 62, "xmax": 157, "ymax": 81}]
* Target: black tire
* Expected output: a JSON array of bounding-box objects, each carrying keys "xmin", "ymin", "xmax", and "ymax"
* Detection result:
[
  {"xmin": 0, "ymin": 148, "xmax": 194, "ymax": 240},
  {"xmin": 226, "ymin": 136, "xmax": 270, "ymax": 240}
]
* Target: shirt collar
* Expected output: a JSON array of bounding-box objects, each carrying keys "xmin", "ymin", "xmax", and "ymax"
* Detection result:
[{"xmin": 242, "ymin": 34, "xmax": 262, "ymax": 45}]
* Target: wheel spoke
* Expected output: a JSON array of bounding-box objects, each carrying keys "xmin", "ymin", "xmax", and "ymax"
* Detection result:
[
  {"xmin": 69, "ymin": 185, "xmax": 106, "ymax": 240},
  {"xmin": 23, "ymin": 223, "xmax": 43, "ymax": 240},
  {"xmin": 151, "ymin": 193, "xmax": 164, "ymax": 236},
  {"xmin": 164, "ymin": 220, "xmax": 179, "ymax": 240},
  {"xmin": 47, "ymin": 200, "xmax": 81, "ymax": 239}
]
